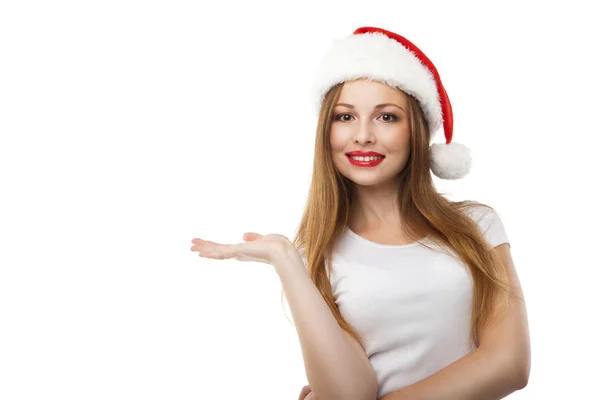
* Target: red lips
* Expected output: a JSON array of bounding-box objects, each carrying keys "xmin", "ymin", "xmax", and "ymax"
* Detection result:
[
  {"xmin": 346, "ymin": 151, "xmax": 385, "ymax": 157},
  {"xmin": 346, "ymin": 154, "xmax": 385, "ymax": 167}
]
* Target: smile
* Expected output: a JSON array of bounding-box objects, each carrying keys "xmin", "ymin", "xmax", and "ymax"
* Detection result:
[{"xmin": 346, "ymin": 154, "xmax": 385, "ymax": 167}]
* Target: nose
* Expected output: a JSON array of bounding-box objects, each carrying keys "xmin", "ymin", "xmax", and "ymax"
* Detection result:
[{"xmin": 353, "ymin": 119, "xmax": 375, "ymax": 144}]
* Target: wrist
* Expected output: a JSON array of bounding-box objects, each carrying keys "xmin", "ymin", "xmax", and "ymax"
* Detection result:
[{"xmin": 271, "ymin": 241, "xmax": 302, "ymax": 270}]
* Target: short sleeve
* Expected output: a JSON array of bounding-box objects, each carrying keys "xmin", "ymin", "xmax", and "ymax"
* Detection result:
[
  {"xmin": 297, "ymin": 246, "xmax": 308, "ymax": 269},
  {"xmin": 465, "ymin": 205, "xmax": 510, "ymax": 250}
]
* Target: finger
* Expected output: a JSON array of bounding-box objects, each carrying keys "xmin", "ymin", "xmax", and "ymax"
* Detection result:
[
  {"xmin": 298, "ymin": 385, "xmax": 312, "ymax": 400},
  {"xmin": 201, "ymin": 243, "xmax": 250, "ymax": 261},
  {"xmin": 243, "ymin": 232, "xmax": 262, "ymax": 241},
  {"xmin": 198, "ymin": 239, "xmax": 219, "ymax": 246},
  {"xmin": 191, "ymin": 239, "xmax": 218, "ymax": 252},
  {"xmin": 202, "ymin": 247, "xmax": 228, "ymax": 260},
  {"xmin": 193, "ymin": 237, "xmax": 268, "ymax": 262},
  {"xmin": 191, "ymin": 238, "xmax": 220, "ymax": 247},
  {"xmin": 191, "ymin": 243, "xmax": 218, "ymax": 255},
  {"xmin": 192, "ymin": 240, "xmax": 230, "ymax": 258}
]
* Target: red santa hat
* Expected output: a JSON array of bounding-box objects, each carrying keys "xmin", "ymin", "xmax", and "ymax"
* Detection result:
[{"xmin": 311, "ymin": 26, "xmax": 472, "ymax": 180}]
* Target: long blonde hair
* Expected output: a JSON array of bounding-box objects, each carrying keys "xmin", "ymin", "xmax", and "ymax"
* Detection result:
[{"xmin": 282, "ymin": 81, "xmax": 514, "ymax": 349}]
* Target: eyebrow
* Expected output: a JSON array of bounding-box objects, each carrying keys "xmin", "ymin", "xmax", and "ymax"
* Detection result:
[{"xmin": 335, "ymin": 103, "xmax": 405, "ymax": 112}]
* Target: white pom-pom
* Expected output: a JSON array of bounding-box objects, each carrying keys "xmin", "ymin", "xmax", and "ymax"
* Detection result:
[{"xmin": 430, "ymin": 142, "xmax": 472, "ymax": 180}]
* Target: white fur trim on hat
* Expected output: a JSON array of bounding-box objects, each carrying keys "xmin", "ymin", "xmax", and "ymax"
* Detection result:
[
  {"xmin": 312, "ymin": 31, "xmax": 442, "ymax": 136},
  {"xmin": 430, "ymin": 142, "xmax": 472, "ymax": 180}
]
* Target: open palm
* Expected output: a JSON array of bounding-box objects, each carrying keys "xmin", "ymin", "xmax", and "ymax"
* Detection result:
[{"xmin": 190, "ymin": 232, "xmax": 290, "ymax": 265}]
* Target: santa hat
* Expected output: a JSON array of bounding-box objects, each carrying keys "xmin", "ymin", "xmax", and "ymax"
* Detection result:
[{"xmin": 311, "ymin": 26, "xmax": 472, "ymax": 180}]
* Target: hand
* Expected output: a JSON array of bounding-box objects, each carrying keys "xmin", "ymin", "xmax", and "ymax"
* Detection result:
[
  {"xmin": 298, "ymin": 384, "xmax": 315, "ymax": 400},
  {"xmin": 190, "ymin": 232, "xmax": 291, "ymax": 266}
]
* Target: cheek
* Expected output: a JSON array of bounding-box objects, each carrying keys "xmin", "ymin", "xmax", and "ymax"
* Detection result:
[
  {"xmin": 329, "ymin": 124, "xmax": 411, "ymax": 152},
  {"xmin": 394, "ymin": 135, "xmax": 411, "ymax": 150},
  {"xmin": 329, "ymin": 128, "xmax": 347, "ymax": 151},
  {"xmin": 387, "ymin": 127, "xmax": 411, "ymax": 151}
]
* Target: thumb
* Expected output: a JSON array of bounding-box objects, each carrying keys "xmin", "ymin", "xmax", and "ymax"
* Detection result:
[
  {"xmin": 298, "ymin": 384, "xmax": 312, "ymax": 400},
  {"xmin": 243, "ymin": 232, "xmax": 262, "ymax": 241}
]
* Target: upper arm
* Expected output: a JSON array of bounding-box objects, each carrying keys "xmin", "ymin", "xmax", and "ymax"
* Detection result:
[
  {"xmin": 299, "ymin": 245, "xmax": 378, "ymax": 395},
  {"xmin": 478, "ymin": 243, "xmax": 531, "ymax": 386}
]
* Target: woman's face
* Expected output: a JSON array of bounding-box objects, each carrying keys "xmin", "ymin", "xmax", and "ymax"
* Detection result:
[{"xmin": 330, "ymin": 79, "xmax": 411, "ymax": 186}]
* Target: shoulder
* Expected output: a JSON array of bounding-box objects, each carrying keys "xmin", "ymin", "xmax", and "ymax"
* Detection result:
[
  {"xmin": 457, "ymin": 200, "xmax": 502, "ymax": 223},
  {"xmin": 456, "ymin": 199, "xmax": 492, "ymax": 214},
  {"xmin": 455, "ymin": 200, "xmax": 510, "ymax": 250}
]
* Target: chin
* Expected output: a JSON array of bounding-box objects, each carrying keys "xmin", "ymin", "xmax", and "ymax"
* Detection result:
[{"xmin": 347, "ymin": 175, "xmax": 388, "ymax": 186}]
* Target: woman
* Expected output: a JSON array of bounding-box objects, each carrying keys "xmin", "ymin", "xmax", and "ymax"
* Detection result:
[{"xmin": 191, "ymin": 26, "xmax": 531, "ymax": 400}]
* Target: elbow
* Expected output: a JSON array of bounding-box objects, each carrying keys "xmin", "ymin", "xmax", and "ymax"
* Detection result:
[
  {"xmin": 347, "ymin": 360, "xmax": 378, "ymax": 400},
  {"xmin": 514, "ymin": 362, "xmax": 530, "ymax": 390},
  {"xmin": 352, "ymin": 383, "xmax": 378, "ymax": 400},
  {"xmin": 366, "ymin": 373, "xmax": 379, "ymax": 400},
  {"xmin": 510, "ymin": 349, "xmax": 531, "ymax": 391},
  {"xmin": 492, "ymin": 344, "xmax": 530, "ymax": 393},
  {"xmin": 314, "ymin": 373, "xmax": 378, "ymax": 400},
  {"xmin": 362, "ymin": 371, "xmax": 379, "ymax": 400},
  {"xmin": 345, "ymin": 371, "xmax": 378, "ymax": 400}
]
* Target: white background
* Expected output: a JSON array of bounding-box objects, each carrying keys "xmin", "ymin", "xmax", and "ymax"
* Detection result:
[{"xmin": 1, "ymin": 0, "xmax": 598, "ymax": 399}]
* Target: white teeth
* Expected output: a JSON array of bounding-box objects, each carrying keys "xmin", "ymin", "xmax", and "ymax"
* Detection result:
[{"xmin": 349, "ymin": 155, "xmax": 383, "ymax": 161}]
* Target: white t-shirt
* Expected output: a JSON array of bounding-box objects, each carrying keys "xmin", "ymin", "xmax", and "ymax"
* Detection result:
[{"xmin": 324, "ymin": 204, "xmax": 510, "ymax": 398}]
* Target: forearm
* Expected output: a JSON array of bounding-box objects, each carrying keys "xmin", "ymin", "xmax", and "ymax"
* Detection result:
[
  {"xmin": 380, "ymin": 347, "xmax": 525, "ymax": 400},
  {"xmin": 273, "ymin": 244, "xmax": 376, "ymax": 400}
]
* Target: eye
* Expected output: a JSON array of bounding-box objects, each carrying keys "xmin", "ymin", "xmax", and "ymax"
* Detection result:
[
  {"xmin": 379, "ymin": 113, "xmax": 399, "ymax": 122},
  {"xmin": 334, "ymin": 113, "xmax": 353, "ymax": 122},
  {"xmin": 333, "ymin": 113, "xmax": 399, "ymax": 122}
]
